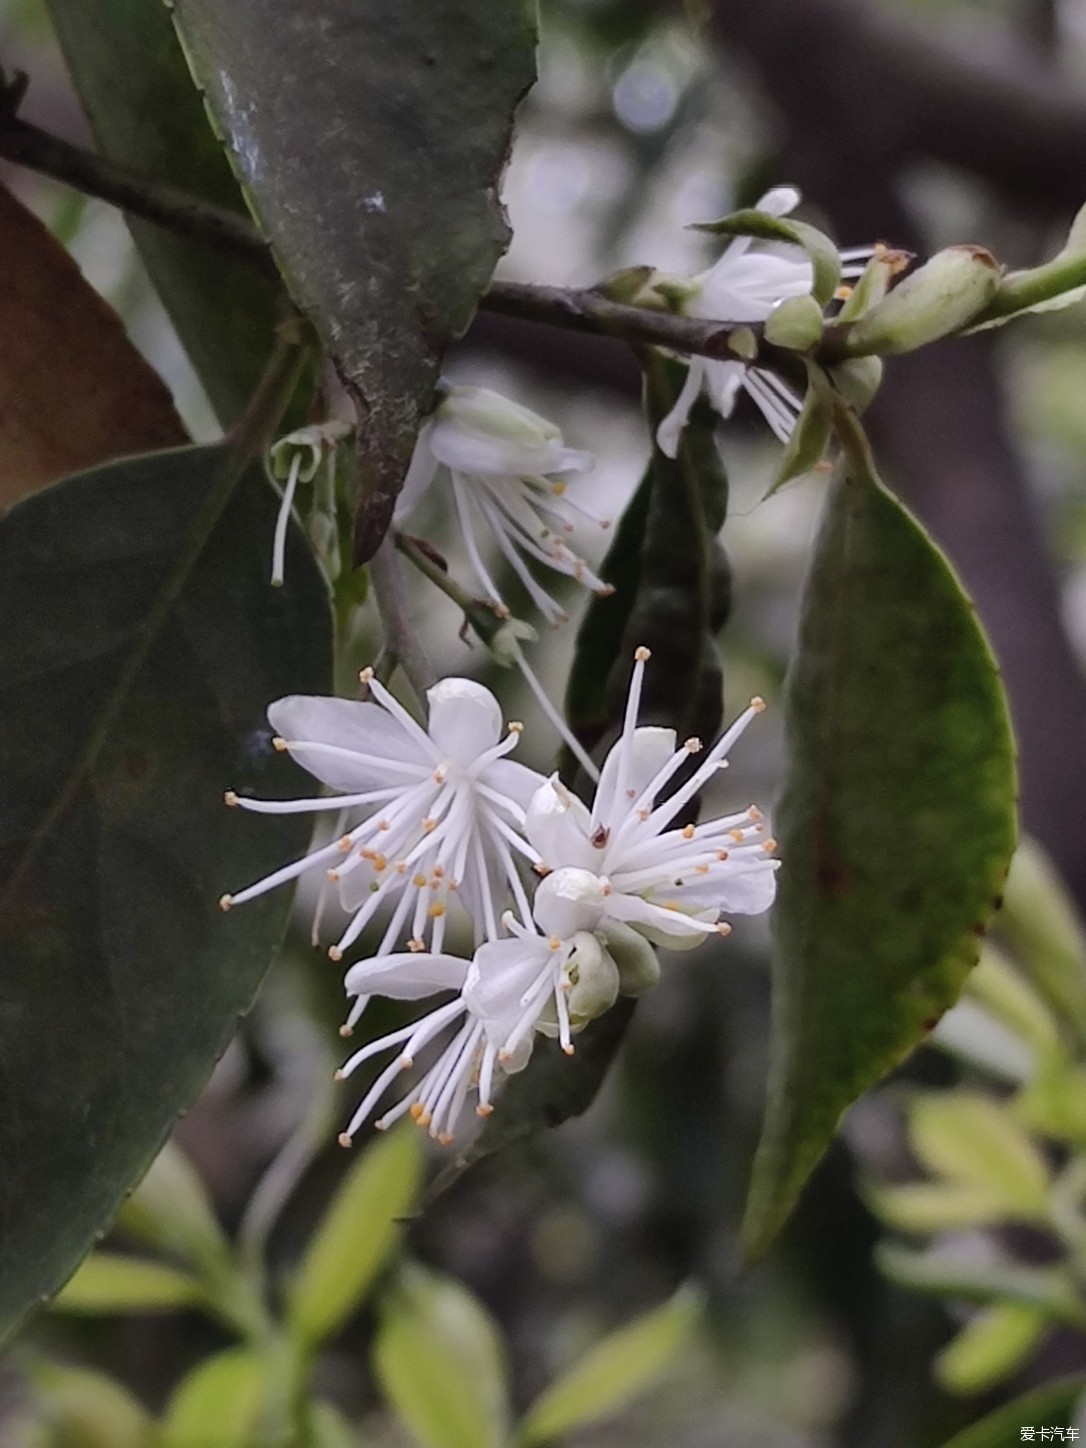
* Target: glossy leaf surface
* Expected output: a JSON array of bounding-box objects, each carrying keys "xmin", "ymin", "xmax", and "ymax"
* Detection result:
[
  {"xmin": 743, "ymin": 455, "xmax": 1016, "ymax": 1258},
  {"xmin": 169, "ymin": 0, "xmax": 537, "ymax": 554},
  {"xmin": 0, "ymin": 444, "xmax": 332, "ymax": 1341}
]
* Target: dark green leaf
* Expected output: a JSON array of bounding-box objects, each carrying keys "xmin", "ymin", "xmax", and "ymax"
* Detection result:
[
  {"xmin": 45, "ymin": 0, "xmax": 287, "ymax": 425},
  {"xmin": 168, "ymin": 0, "xmax": 538, "ymax": 555},
  {"xmin": 0, "ymin": 444, "xmax": 332, "ymax": 1342},
  {"xmin": 691, "ymin": 210, "xmax": 841, "ymax": 305},
  {"xmin": 742, "ymin": 448, "xmax": 1016, "ymax": 1259},
  {"xmin": 939, "ymin": 1374, "xmax": 1086, "ymax": 1448}
]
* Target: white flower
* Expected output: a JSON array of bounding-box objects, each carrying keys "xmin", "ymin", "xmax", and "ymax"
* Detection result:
[
  {"xmin": 334, "ymin": 918, "xmax": 615, "ymax": 1144},
  {"xmin": 525, "ymin": 646, "xmax": 778, "ymax": 948},
  {"xmin": 655, "ymin": 186, "xmax": 870, "ymax": 457},
  {"xmin": 394, "ymin": 384, "xmax": 612, "ymax": 625},
  {"xmin": 220, "ymin": 673, "xmax": 545, "ymax": 964},
  {"xmin": 267, "ymin": 421, "xmax": 352, "ymax": 587}
]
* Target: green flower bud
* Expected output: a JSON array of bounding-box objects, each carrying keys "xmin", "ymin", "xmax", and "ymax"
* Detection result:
[
  {"xmin": 598, "ymin": 919, "xmax": 661, "ymax": 997},
  {"xmin": 830, "ymin": 356, "xmax": 884, "ymax": 413},
  {"xmin": 764, "ymin": 294, "xmax": 824, "ymax": 351},
  {"xmin": 842, "ymin": 246, "xmax": 1001, "ymax": 357},
  {"xmin": 565, "ymin": 930, "xmax": 620, "ymax": 1024}
]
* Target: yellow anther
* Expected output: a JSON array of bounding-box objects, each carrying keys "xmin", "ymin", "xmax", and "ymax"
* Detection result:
[
  {"xmin": 338, "ymin": 835, "xmax": 353, "ymax": 852},
  {"xmin": 834, "ymin": 283, "xmax": 853, "ymax": 301},
  {"xmin": 551, "ymin": 481, "xmax": 567, "ymax": 495},
  {"xmin": 326, "ymin": 869, "xmax": 340, "ymax": 882},
  {"xmin": 333, "ymin": 1068, "xmax": 345, "ymax": 1081},
  {"xmin": 437, "ymin": 1131, "xmax": 454, "ymax": 1146},
  {"xmin": 409, "ymin": 1103, "xmax": 425, "ymax": 1122},
  {"xmin": 359, "ymin": 666, "xmax": 375, "ymax": 684},
  {"xmin": 371, "ymin": 853, "xmax": 387, "ymax": 872},
  {"xmin": 328, "ymin": 946, "xmax": 343, "ymax": 962},
  {"xmin": 476, "ymin": 1103, "xmax": 494, "ymax": 1117},
  {"xmin": 748, "ymin": 805, "xmax": 763, "ymax": 821},
  {"xmin": 508, "ymin": 720, "xmax": 524, "ymax": 734},
  {"xmin": 763, "ymin": 837, "xmax": 778, "ymax": 852},
  {"xmin": 224, "ymin": 790, "xmax": 238, "ymax": 807},
  {"xmin": 428, "ymin": 902, "xmax": 446, "ymax": 919},
  {"xmin": 338, "ymin": 1025, "xmax": 353, "ymax": 1038},
  {"xmin": 337, "ymin": 1132, "xmax": 353, "ymax": 1149},
  {"xmin": 218, "ymin": 894, "xmax": 233, "ymax": 912},
  {"xmin": 634, "ymin": 645, "xmax": 651, "ymax": 662},
  {"xmin": 562, "ymin": 1044, "xmax": 575, "ymax": 1057},
  {"xmin": 548, "ymin": 936, "xmax": 561, "ymax": 951},
  {"xmin": 272, "ymin": 736, "xmax": 288, "ymax": 752},
  {"xmin": 413, "ymin": 873, "xmax": 428, "ymax": 888},
  {"xmin": 729, "ymin": 829, "xmax": 745, "ymax": 843},
  {"xmin": 422, "ymin": 818, "xmax": 436, "ymax": 833},
  {"xmin": 696, "ymin": 864, "xmax": 709, "ymax": 874},
  {"xmin": 682, "ymin": 824, "xmax": 695, "ymax": 840},
  {"xmin": 750, "ymin": 696, "xmax": 766, "ymax": 713}
]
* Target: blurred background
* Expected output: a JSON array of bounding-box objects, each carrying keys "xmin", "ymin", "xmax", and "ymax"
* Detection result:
[{"xmin": 5, "ymin": 0, "xmax": 1086, "ymax": 1443}]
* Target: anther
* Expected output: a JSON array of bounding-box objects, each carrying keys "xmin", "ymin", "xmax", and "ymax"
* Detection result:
[
  {"xmin": 508, "ymin": 721, "xmax": 524, "ymax": 734},
  {"xmin": 399, "ymin": 1055, "xmax": 414, "ymax": 1069},
  {"xmin": 408, "ymin": 937, "xmax": 425, "ymax": 953},
  {"xmin": 551, "ymin": 482, "xmax": 567, "ymax": 495},
  {"xmin": 750, "ymin": 696, "xmax": 766, "ymax": 712},
  {"xmin": 328, "ymin": 946, "xmax": 343, "ymax": 962},
  {"xmin": 422, "ymin": 818, "xmax": 436, "ymax": 833},
  {"xmin": 729, "ymin": 829, "xmax": 745, "ymax": 843},
  {"xmin": 634, "ymin": 645, "xmax": 651, "ymax": 662},
  {"xmin": 218, "ymin": 894, "xmax": 233, "ymax": 912},
  {"xmin": 716, "ymin": 850, "xmax": 729, "ymax": 861},
  {"xmin": 338, "ymin": 836, "xmax": 352, "ymax": 852},
  {"xmin": 834, "ymin": 284, "xmax": 853, "ymax": 301},
  {"xmin": 533, "ymin": 862, "xmax": 552, "ymax": 877},
  {"xmin": 748, "ymin": 805, "xmax": 763, "ymax": 821},
  {"xmin": 476, "ymin": 1103, "xmax": 494, "ymax": 1117},
  {"xmin": 413, "ymin": 873, "xmax": 428, "ymax": 888},
  {"xmin": 428, "ymin": 902, "xmax": 445, "ymax": 919},
  {"xmin": 271, "ymin": 736, "xmax": 288, "ymax": 752},
  {"xmin": 682, "ymin": 824, "xmax": 695, "ymax": 840},
  {"xmin": 224, "ymin": 790, "xmax": 238, "ymax": 807},
  {"xmin": 338, "ymin": 1132, "xmax": 353, "ymax": 1149},
  {"xmin": 684, "ymin": 737, "xmax": 702, "ymax": 754},
  {"xmin": 437, "ymin": 1132, "xmax": 454, "ymax": 1146},
  {"xmin": 548, "ymin": 936, "xmax": 561, "ymax": 951},
  {"xmin": 409, "ymin": 1103, "xmax": 425, "ymax": 1122},
  {"xmin": 562, "ymin": 1044, "xmax": 575, "ymax": 1057},
  {"xmin": 359, "ymin": 666, "xmax": 374, "ymax": 685},
  {"xmin": 338, "ymin": 1025, "xmax": 353, "ymax": 1038},
  {"xmin": 716, "ymin": 922, "xmax": 732, "ymax": 936},
  {"xmin": 333, "ymin": 1068, "xmax": 345, "ymax": 1080},
  {"xmin": 327, "ymin": 869, "xmax": 340, "ymax": 882},
  {"xmin": 763, "ymin": 838, "xmax": 778, "ymax": 852},
  {"xmin": 377, "ymin": 819, "xmax": 390, "ymax": 832}
]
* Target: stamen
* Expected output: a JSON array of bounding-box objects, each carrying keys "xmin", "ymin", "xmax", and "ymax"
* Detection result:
[{"xmin": 224, "ymin": 790, "xmax": 238, "ymax": 807}]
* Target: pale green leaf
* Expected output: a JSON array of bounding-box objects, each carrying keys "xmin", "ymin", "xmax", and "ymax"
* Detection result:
[
  {"xmin": 1000, "ymin": 838, "xmax": 1086, "ymax": 1043},
  {"xmin": 116, "ymin": 1143, "xmax": 231, "ymax": 1277},
  {"xmin": 866, "ymin": 1182, "xmax": 1035, "ymax": 1235},
  {"xmin": 51, "ymin": 1253, "xmax": 205, "ymax": 1315},
  {"xmin": 30, "ymin": 1363, "xmax": 150, "ymax": 1448},
  {"xmin": 935, "ymin": 1303, "xmax": 1047, "ymax": 1395},
  {"xmin": 516, "ymin": 1285, "xmax": 703, "ymax": 1447},
  {"xmin": 288, "ymin": 1126, "xmax": 422, "ymax": 1348},
  {"xmin": 374, "ymin": 1264, "xmax": 510, "ymax": 1448},
  {"xmin": 907, "ymin": 1093, "xmax": 1050, "ymax": 1219},
  {"xmin": 161, "ymin": 1348, "xmax": 266, "ymax": 1448},
  {"xmin": 875, "ymin": 1244, "xmax": 1086, "ymax": 1325}
]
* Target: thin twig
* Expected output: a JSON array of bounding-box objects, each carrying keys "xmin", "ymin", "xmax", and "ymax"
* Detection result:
[
  {"xmin": 0, "ymin": 96, "xmax": 757, "ymax": 361},
  {"xmin": 368, "ymin": 534, "xmax": 435, "ymax": 700}
]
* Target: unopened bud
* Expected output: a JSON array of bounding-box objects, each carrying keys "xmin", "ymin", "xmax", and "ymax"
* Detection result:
[
  {"xmin": 565, "ymin": 931, "xmax": 621, "ymax": 1024},
  {"xmin": 764, "ymin": 294, "xmax": 824, "ymax": 351},
  {"xmin": 598, "ymin": 919, "xmax": 661, "ymax": 997},
  {"xmin": 830, "ymin": 356, "xmax": 884, "ymax": 414},
  {"xmin": 487, "ymin": 616, "xmax": 538, "ymax": 668},
  {"xmin": 842, "ymin": 246, "xmax": 1001, "ymax": 357},
  {"xmin": 835, "ymin": 246, "xmax": 912, "ymax": 324}
]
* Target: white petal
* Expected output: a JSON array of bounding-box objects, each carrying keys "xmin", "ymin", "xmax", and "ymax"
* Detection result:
[
  {"xmin": 426, "ymin": 678, "xmax": 503, "ymax": 762},
  {"xmin": 533, "ymin": 867, "xmax": 608, "ymax": 938},
  {"xmin": 428, "ymin": 387, "xmax": 578, "ymax": 479},
  {"xmin": 595, "ymin": 727, "xmax": 678, "ymax": 831},
  {"xmin": 267, "ymin": 696, "xmax": 425, "ymax": 791},
  {"xmin": 344, "ymin": 951, "xmax": 470, "ymax": 1000},
  {"xmin": 605, "ymin": 891, "xmax": 715, "ymax": 944},
  {"xmin": 755, "ymin": 185, "xmax": 801, "ymax": 217},
  {"xmin": 697, "ymin": 251, "xmax": 812, "ymax": 322},
  {"xmin": 655, "ymin": 360, "xmax": 704, "ymax": 459},
  {"xmin": 704, "ymin": 360, "xmax": 745, "ymax": 420},
  {"xmin": 525, "ymin": 776, "xmax": 594, "ymax": 869},
  {"xmin": 393, "ymin": 422, "xmax": 439, "ymax": 521},
  {"xmin": 464, "ymin": 938, "xmax": 553, "ymax": 1045},
  {"xmin": 486, "ymin": 757, "xmax": 549, "ymax": 811}
]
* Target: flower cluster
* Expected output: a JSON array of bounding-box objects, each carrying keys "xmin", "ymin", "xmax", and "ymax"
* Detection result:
[{"xmin": 223, "ymin": 649, "xmax": 777, "ymax": 1144}]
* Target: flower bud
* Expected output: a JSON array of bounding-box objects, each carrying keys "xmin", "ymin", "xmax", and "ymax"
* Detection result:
[
  {"xmin": 764, "ymin": 294, "xmax": 824, "ymax": 351},
  {"xmin": 565, "ymin": 931, "xmax": 620, "ymax": 1024},
  {"xmin": 269, "ymin": 420, "xmax": 352, "ymax": 481},
  {"xmin": 598, "ymin": 919, "xmax": 661, "ymax": 997},
  {"xmin": 841, "ymin": 246, "xmax": 1001, "ymax": 357},
  {"xmin": 533, "ymin": 868, "xmax": 608, "ymax": 939},
  {"xmin": 830, "ymin": 356, "xmax": 884, "ymax": 413}
]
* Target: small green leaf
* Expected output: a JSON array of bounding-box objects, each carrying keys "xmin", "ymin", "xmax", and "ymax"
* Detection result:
[
  {"xmin": 907, "ymin": 1093, "xmax": 1050, "ymax": 1220},
  {"xmin": 516, "ymin": 1284, "xmax": 702, "ymax": 1447},
  {"xmin": 51, "ymin": 1253, "xmax": 205, "ymax": 1315},
  {"xmin": 691, "ymin": 210, "xmax": 841, "ymax": 305},
  {"xmin": 935, "ymin": 1303, "xmax": 1047, "ymax": 1396},
  {"xmin": 160, "ymin": 1348, "xmax": 266, "ymax": 1448},
  {"xmin": 0, "ymin": 444, "xmax": 333, "ymax": 1342},
  {"xmin": 310, "ymin": 1402, "xmax": 361, "ymax": 1448},
  {"xmin": 29, "ymin": 1363, "xmax": 151, "ymax": 1448},
  {"xmin": 866, "ymin": 1182, "xmax": 1032, "ymax": 1235},
  {"xmin": 766, "ymin": 377, "xmax": 831, "ymax": 496},
  {"xmin": 1000, "ymin": 838, "xmax": 1086, "ymax": 1044},
  {"xmin": 938, "ymin": 1374, "xmax": 1086, "ymax": 1448},
  {"xmin": 116, "ymin": 1142, "xmax": 230, "ymax": 1277},
  {"xmin": 875, "ymin": 1244, "xmax": 1086, "ymax": 1325},
  {"xmin": 742, "ymin": 439, "xmax": 1016, "ymax": 1259},
  {"xmin": 169, "ymin": 0, "xmax": 538, "ymax": 555},
  {"xmin": 966, "ymin": 948, "xmax": 1060, "ymax": 1058},
  {"xmin": 374, "ymin": 1264, "xmax": 510, "ymax": 1448},
  {"xmin": 288, "ymin": 1125, "xmax": 422, "ymax": 1349}
]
